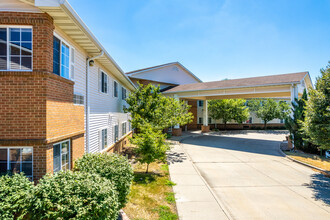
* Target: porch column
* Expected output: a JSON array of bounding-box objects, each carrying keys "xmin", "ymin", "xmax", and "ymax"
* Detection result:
[
  {"xmin": 202, "ymin": 100, "xmax": 210, "ymax": 132},
  {"xmin": 289, "ymin": 84, "xmax": 298, "ymax": 149},
  {"xmin": 172, "ymin": 94, "xmax": 182, "ymax": 136}
]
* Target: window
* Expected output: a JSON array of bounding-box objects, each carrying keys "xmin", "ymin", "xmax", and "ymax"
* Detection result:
[
  {"xmin": 100, "ymin": 71, "xmax": 108, "ymax": 94},
  {"xmin": 53, "ymin": 140, "xmax": 70, "ymax": 173},
  {"xmin": 198, "ymin": 117, "xmax": 203, "ymax": 124},
  {"xmin": 0, "ymin": 27, "xmax": 32, "ymax": 71},
  {"xmin": 280, "ymin": 119, "xmax": 285, "ymax": 123},
  {"xmin": 122, "ymin": 122, "xmax": 127, "ymax": 136},
  {"xmin": 73, "ymin": 94, "xmax": 84, "ymax": 105},
  {"xmin": 0, "ymin": 147, "xmax": 33, "ymax": 179},
  {"xmin": 114, "ymin": 125, "xmax": 119, "ymax": 142},
  {"xmin": 100, "ymin": 128, "xmax": 108, "ymax": 150},
  {"xmin": 249, "ymin": 117, "xmax": 252, "ymax": 123},
  {"xmin": 122, "ymin": 87, "xmax": 127, "ymax": 100},
  {"xmin": 53, "ymin": 35, "xmax": 74, "ymax": 80},
  {"xmin": 114, "ymin": 81, "xmax": 118, "ymax": 97},
  {"xmin": 208, "ymin": 117, "xmax": 212, "ymax": 124},
  {"xmin": 198, "ymin": 100, "xmax": 204, "ymax": 107}
]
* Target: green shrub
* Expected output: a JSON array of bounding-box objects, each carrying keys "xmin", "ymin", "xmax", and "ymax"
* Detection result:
[
  {"xmin": 74, "ymin": 153, "xmax": 133, "ymax": 209},
  {"xmin": 31, "ymin": 171, "xmax": 119, "ymax": 220},
  {"xmin": 0, "ymin": 173, "xmax": 33, "ymax": 220}
]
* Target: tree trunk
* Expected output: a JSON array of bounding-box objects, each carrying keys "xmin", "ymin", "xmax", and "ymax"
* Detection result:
[
  {"xmin": 146, "ymin": 163, "xmax": 149, "ymax": 173},
  {"xmin": 224, "ymin": 121, "xmax": 227, "ymax": 130},
  {"xmin": 264, "ymin": 121, "xmax": 267, "ymax": 130}
]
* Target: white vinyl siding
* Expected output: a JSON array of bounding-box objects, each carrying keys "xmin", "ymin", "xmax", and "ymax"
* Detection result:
[{"xmin": 53, "ymin": 27, "xmax": 132, "ymax": 154}]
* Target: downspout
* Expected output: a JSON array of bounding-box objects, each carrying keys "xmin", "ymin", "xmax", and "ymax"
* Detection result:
[{"xmin": 86, "ymin": 51, "xmax": 104, "ymax": 153}]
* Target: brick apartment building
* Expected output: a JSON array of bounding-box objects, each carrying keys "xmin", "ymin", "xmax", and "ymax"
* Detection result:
[{"xmin": 0, "ymin": 0, "xmax": 135, "ymax": 181}]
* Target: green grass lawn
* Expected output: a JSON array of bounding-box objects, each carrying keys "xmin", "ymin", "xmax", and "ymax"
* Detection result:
[
  {"xmin": 123, "ymin": 162, "xmax": 178, "ymax": 220},
  {"xmin": 285, "ymin": 151, "xmax": 330, "ymax": 171}
]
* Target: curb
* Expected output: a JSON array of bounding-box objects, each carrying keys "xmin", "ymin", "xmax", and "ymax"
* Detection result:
[
  {"xmin": 175, "ymin": 134, "xmax": 233, "ymax": 220},
  {"xmin": 278, "ymin": 144, "xmax": 330, "ymax": 176}
]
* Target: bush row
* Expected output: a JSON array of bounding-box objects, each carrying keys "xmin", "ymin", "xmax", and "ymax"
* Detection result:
[{"xmin": 0, "ymin": 153, "xmax": 133, "ymax": 220}]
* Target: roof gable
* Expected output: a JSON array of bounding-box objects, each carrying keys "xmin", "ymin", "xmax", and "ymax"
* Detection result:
[
  {"xmin": 126, "ymin": 62, "xmax": 202, "ymax": 85},
  {"xmin": 164, "ymin": 71, "xmax": 309, "ymax": 93}
]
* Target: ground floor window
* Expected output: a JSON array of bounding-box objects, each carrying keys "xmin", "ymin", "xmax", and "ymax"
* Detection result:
[
  {"xmin": 198, "ymin": 117, "xmax": 203, "ymax": 124},
  {"xmin": 100, "ymin": 128, "xmax": 108, "ymax": 150},
  {"xmin": 0, "ymin": 147, "xmax": 33, "ymax": 179},
  {"xmin": 122, "ymin": 122, "xmax": 127, "ymax": 136},
  {"xmin": 53, "ymin": 140, "xmax": 70, "ymax": 173},
  {"xmin": 114, "ymin": 125, "xmax": 119, "ymax": 142},
  {"xmin": 208, "ymin": 117, "xmax": 212, "ymax": 124}
]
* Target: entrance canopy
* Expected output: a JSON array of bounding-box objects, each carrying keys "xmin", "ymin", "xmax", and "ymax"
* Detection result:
[
  {"xmin": 163, "ymin": 72, "xmax": 312, "ymax": 101},
  {"xmin": 163, "ymin": 71, "xmax": 313, "ymax": 131}
]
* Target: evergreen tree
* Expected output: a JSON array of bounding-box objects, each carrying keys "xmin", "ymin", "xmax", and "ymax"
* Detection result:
[
  {"xmin": 285, "ymin": 89, "xmax": 308, "ymax": 149},
  {"xmin": 302, "ymin": 62, "xmax": 330, "ymax": 150}
]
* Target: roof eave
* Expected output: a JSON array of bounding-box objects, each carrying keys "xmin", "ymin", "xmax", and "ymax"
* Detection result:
[{"xmin": 163, "ymin": 81, "xmax": 301, "ymax": 94}]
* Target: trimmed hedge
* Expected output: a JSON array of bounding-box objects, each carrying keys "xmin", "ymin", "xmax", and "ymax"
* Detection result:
[
  {"xmin": 31, "ymin": 171, "xmax": 119, "ymax": 220},
  {"xmin": 74, "ymin": 153, "xmax": 133, "ymax": 209},
  {"xmin": 0, "ymin": 173, "xmax": 33, "ymax": 220}
]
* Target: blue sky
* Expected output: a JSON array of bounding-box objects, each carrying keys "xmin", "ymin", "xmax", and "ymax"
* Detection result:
[{"xmin": 69, "ymin": 0, "xmax": 330, "ymax": 83}]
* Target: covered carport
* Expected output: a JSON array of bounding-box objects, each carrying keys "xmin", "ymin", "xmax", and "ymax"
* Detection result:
[{"xmin": 163, "ymin": 71, "xmax": 313, "ymax": 135}]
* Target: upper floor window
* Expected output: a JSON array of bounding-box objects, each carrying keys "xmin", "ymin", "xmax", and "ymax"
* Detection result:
[
  {"xmin": 114, "ymin": 81, "xmax": 118, "ymax": 97},
  {"xmin": 198, "ymin": 100, "xmax": 204, "ymax": 107},
  {"xmin": 53, "ymin": 35, "xmax": 74, "ymax": 80},
  {"xmin": 100, "ymin": 71, "xmax": 108, "ymax": 94},
  {"xmin": 0, "ymin": 27, "xmax": 32, "ymax": 71},
  {"xmin": 122, "ymin": 87, "xmax": 127, "ymax": 100}
]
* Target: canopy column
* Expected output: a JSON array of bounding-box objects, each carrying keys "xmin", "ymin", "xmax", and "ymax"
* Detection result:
[
  {"xmin": 172, "ymin": 94, "xmax": 182, "ymax": 136},
  {"xmin": 289, "ymin": 84, "xmax": 299, "ymax": 149},
  {"xmin": 202, "ymin": 100, "xmax": 210, "ymax": 133}
]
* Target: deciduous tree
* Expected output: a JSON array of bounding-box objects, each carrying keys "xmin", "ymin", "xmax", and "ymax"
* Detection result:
[
  {"xmin": 248, "ymin": 99, "xmax": 290, "ymax": 129},
  {"xmin": 208, "ymin": 99, "xmax": 249, "ymax": 129},
  {"xmin": 124, "ymin": 83, "xmax": 193, "ymax": 130}
]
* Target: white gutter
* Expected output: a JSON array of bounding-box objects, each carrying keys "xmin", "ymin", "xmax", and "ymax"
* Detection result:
[
  {"xmin": 163, "ymin": 81, "xmax": 302, "ymax": 94},
  {"xmin": 86, "ymin": 51, "xmax": 104, "ymax": 153},
  {"xmin": 35, "ymin": 0, "xmax": 136, "ymax": 91}
]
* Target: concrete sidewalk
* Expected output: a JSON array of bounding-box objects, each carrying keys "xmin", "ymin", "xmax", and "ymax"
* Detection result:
[{"xmin": 167, "ymin": 134, "xmax": 230, "ymax": 220}]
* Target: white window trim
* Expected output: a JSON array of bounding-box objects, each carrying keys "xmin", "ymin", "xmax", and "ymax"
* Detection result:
[
  {"xmin": 114, "ymin": 124, "xmax": 119, "ymax": 142},
  {"xmin": 53, "ymin": 32, "xmax": 75, "ymax": 81},
  {"xmin": 0, "ymin": 146, "xmax": 33, "ymax": 180},
  {"xmin": 0, "ymin": 25, "xmax": 33, "ymax": 72},
  {"xmin": 73, "ymin": 93, "xmax": 84, "ymax": 106},
  {"xmin": 122, "ymin": 121, "xmax": 127, "ymax": 136},
  {"xmin": 53, "ymin": 139, "xmax": 71, "ymax": 172},
  {"xmin": 99, "ymin": 69, "xmax": 109, "ymax": 95},
  {"xmin": 99, "ymin": 127, "xmax": 108, "ymax": 151}
]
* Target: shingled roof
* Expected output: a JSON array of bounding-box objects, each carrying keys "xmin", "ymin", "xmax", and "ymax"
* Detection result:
[{"xmin": 163, "ymin": 71, "xmax": 308, "ymax": 93}]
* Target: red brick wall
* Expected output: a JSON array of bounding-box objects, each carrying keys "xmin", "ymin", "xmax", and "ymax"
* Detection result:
[
  {"xmin": 186, "ymin": 100, "xmax": 198, "ymax": 130},
  {"xmin": 0, "ymin": 12, "xmax": 85, "ymax": 181},
  {"xmin": 0, "ymin": 12, "xmax": 54, "ymax": 140}
]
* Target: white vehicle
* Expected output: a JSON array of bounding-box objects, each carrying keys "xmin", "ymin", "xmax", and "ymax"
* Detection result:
[{"xmin": 325, "ymin": 150, "xmax": 330, "ymax": 159}]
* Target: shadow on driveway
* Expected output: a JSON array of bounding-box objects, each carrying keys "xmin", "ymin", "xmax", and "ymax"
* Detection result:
[
  {"xmin": 181, "ymin": 135, "xmax": 285, "ymax": 157},
  {"xmin": 308, "ymin": 173, "xmax": 330, "ymax": 205}
]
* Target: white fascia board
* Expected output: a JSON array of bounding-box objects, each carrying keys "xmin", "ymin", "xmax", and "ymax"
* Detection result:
[
  {"xmin": 35, "ymin": 0, "xmax": 136, "ymax": 91},
  {"xmin": 163, "ymin": 82, "xmax": 298, "ymax": 94}
]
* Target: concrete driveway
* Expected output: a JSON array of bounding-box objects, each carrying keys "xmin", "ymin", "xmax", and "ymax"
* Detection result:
[{"xmin": 180, "ymin": 133, "xmax": 330, "ymax": 220}]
